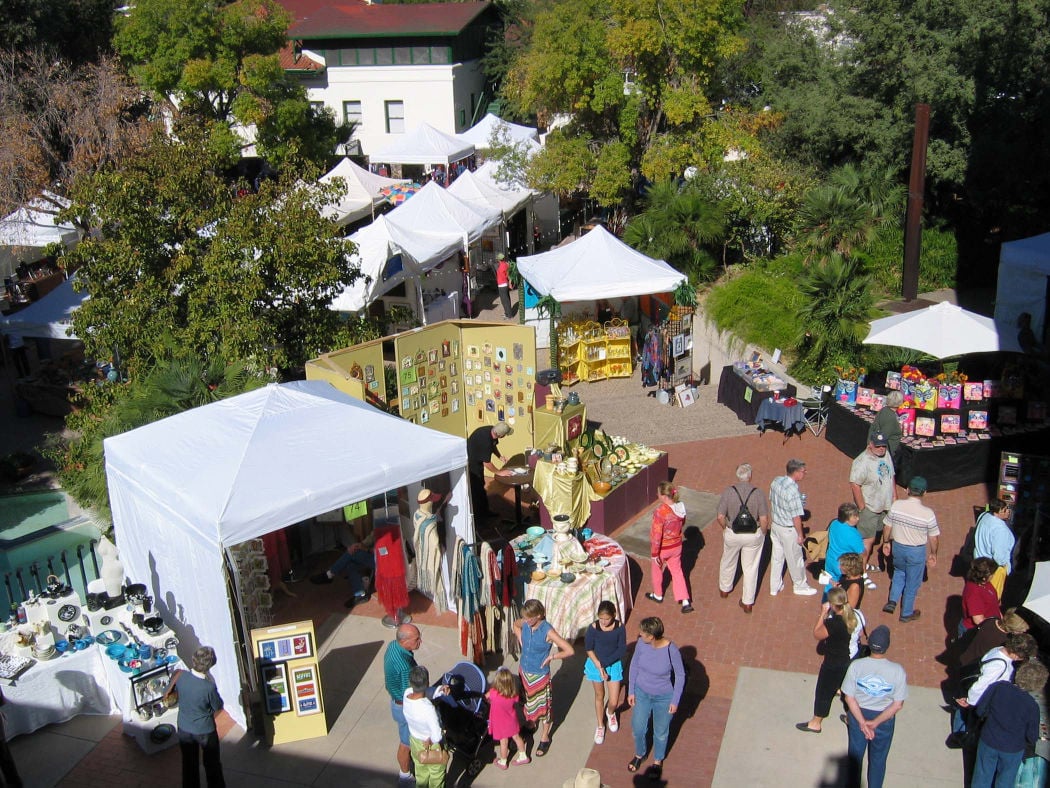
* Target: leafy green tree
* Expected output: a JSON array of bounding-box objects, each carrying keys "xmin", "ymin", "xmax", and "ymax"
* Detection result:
[
  {"xmin": 45, "ymin": 346, "xmax": 267, "ymax": 523},
  {"xmin": 503, "ymin": 0, "xmax": 746, "ymax": 207},
  {"xmin": 623, "ymin": 181, "xmax": 727, "ymax": 281},
  {"xmin": 63, "ymin": 124, "xmax": 359, "ymax": 377},
  {"xmin": 114, "ymin": 0, "xmax": 346, "ymax": 166}
]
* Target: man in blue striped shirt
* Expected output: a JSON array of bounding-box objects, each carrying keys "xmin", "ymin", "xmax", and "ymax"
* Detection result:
[{"xmin": 769, "ymin": 459, "xmax": 817, "ymax": 596}]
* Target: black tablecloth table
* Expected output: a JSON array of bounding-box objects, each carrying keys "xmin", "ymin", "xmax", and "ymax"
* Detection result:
[
  {"xmin": 716, "ymin": 365, "xmax": 797, "ymax": 425},
  {"xmin": 825, "ymin": 402, "xmax": 1050, "ymax": 491}
]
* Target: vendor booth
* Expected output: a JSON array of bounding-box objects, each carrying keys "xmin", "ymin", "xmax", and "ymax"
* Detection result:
[
  {"xmin": 371, "ymin": 122, "xmax": 475, "ymax": 184},
  {"xmin": 516, "ymin": 225, "xmax": 686, "ymax": 360},
  {"xmin": 318, "ymin": 158, "xmax": 410, "ymax": 227},
  {"xmin": 103, "ymin": 381, "xmax": 472, "ymax": 730},
  {"xmin": 457, "ymin": 113, "xmax": 539, "ymax": 149},
  {"xmin": 825, "ymin": 363, "xmax": 1050, "ymax": 490},
  {"xmin": 994, "ymin": 231, "xmax": 1050, "ymax": 347},
  {"xmin": 0, "ymin": 193, "xmax": 79, "ymax": 282}
]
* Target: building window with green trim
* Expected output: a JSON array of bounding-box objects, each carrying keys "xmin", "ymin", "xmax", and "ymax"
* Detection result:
[
  {"xmin": 385, "ymin": 100, "xmax": 405, "ymax": 133},
  {"xmin": 343, "ymin": 101, "xmax": 362, "ymax": 127}
]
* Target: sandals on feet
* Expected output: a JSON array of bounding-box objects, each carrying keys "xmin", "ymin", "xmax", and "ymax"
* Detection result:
[
  {"xmin": 535, "ymin": 739, "xmax": 551, "ymax": 757},
  {"xmin": 513, "ymin": 752, "xmax": 530, "ymax": 766},
  {"xmin": 627, "ymin": 756, "xmax": 644, "ymax": 773}
]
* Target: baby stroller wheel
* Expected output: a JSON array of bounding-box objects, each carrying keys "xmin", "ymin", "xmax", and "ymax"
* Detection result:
[{"xmin": 466, "ymin": 758, "xmax": 484, "ymax": 777}]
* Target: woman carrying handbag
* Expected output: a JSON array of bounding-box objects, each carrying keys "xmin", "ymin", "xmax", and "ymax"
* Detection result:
[{"xmin": 403, "ymin": 666, "xmax": 447, "ymax": 787}]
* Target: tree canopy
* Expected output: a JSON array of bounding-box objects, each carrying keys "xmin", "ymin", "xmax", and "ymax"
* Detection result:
[
  {"xmin": 502, "ymin": 0, "xmax": 746, "ymax": 207},
  {"xmin": 114, "ymin": 0, "xmax": 346, "ymax": 166},
  {"xmin": 0, "ymin": 0, "xmax": 114, "ymax": 65},
  {"xmin": 64, "ymin": 125, "xmax": 360, "ymax": 376}
]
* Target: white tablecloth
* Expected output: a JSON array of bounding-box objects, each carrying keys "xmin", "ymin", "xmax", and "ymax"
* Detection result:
[{"xmin": 1, "ymin": 647, "xmax": 116, "ymax": 738}]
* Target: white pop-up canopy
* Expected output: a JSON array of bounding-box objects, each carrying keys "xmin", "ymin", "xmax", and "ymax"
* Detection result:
[
  {"xmin": 0, "ymin": 274, "xmax": 86, "ymax": 339},
  {"xmin": 457, "ymin": 113, "xmax": 539, "ymax": 148},
  {"xmin": 105, "ymin": 381, "xmax": 471, "ymax": 729},
  {"xmin": 517, "ymin": 225, "xmax": 685, "ymax": 301},
  {"xmin": 385, "ymin": 181, "xmax": 502, "ymax": 245},
  {"xmin": 329, "ymin": 215, "xmax": 463, "ymax": 312},
  {"xmin": 447, "ymin": 165, "xmax": 534, "ymax": 219},
  {"xmin": 372, "ymin": 123, "xmax": 475, "ymax": 167},
  {"xmin": 0, "ymin": 194, "xmax": 79, "ymax": 279},
  {"xmin": 994, "ymin": 231, "xmax": 1050, "ymax": 341},
  {"xmin": 318, "ymin": 158, "xmax": 410, "ymax": 226}
]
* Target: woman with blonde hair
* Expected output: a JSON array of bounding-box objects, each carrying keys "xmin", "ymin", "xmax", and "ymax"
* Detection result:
[
  {"xmin": 837, "ymin": 552, "xmax": 866, "ymax": 610},
  {"xmin": 797, "ymin": 587, "xmax": 860, "ymax": 733},
  {"xmin": 647, "ymin": 482, "xmax": 693, "ymax": 613}
]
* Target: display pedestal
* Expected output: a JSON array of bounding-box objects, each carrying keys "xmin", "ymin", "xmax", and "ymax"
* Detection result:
[{"xmin": 533, "ymin": 403, "xmax": 586, "ymax": 450}]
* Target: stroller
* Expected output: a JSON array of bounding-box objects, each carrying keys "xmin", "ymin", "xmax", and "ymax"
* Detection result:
[{"xmin": 431, "ymin": 661, "xmax": 491, "ymax": 778}]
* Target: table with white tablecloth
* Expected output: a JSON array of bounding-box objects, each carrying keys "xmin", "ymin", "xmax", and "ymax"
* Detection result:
[
  {"xmin": 1, "ymin": 646, "xmax": 117, "ymax": 738},
  {"xmin": 513, "ymin": 533, "xmax": 632, "ymax": 640}
]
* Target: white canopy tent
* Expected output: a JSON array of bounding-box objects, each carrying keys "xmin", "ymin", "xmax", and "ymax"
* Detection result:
[
  {"xmin": 1, "ymin": 274, "xmax": 86, "ymax": 339},
  {"xmin": 372, "ymin": 123, "xmax": 475, "ymax": 167},
  {"xmin": 318, "ymin": 158, "xmax": 410, "ymax": 227},
  {"xmin": 0, "ymin": 195, "xmax": 79, "ymax": 280},
  {"xmin": 104, "ymin": 381, "xmax": 472, "ymax": 730},
  {"xmin": 994, "ymin": 231, "xmax": 1050, "ymax": 342},
  {"xmin": 516, "ymin": 225, "xmax": 686, "ymax": 301},
  {"xmin": 329, "ymin": 215, "xmax": 463, "ymax": 312},
  {"xmin": 457, "ymin": 113, "xmax": 539, "ymax": 148},
  {"xmin": 446, "ymin": 165, "xmax": 534, "ymax": 220},
  {"xmin": 385, "ymin": 181, "xmax": 502, "ymax": 246}
]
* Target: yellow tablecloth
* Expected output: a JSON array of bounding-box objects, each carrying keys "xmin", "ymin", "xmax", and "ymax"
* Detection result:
[
  {"xmin": 531, "ymin": 458, "xmax": 591, "ymax": 528},
  {"xmin": 533, "ymin": 403, "xmax": 586, "ymax": 450},
  {"xmin": 513, "ymin": 533, "xmax": 632, "ymax": 640}
]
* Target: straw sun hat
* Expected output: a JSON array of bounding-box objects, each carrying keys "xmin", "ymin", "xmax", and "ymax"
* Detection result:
[{"xmin": 561, "ymin": 768, "xmax": 609, "ymax": 788}]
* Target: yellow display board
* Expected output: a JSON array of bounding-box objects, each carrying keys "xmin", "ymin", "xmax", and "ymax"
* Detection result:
[
  {"xmin": 308, "ymin": 320, "xmax": 538, "ymax": 459},
  {"xmin": 305, "ymin": 340, "xmax": 387, "ymax": 407},
  {"xmin": 250, "ymin": 620, "xmax": 327, "ymax": 745}
]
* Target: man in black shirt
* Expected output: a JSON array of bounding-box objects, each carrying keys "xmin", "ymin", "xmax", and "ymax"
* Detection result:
[{"xmin": 467, "ymin": 422, "xmax": 512, "ymax": 518}]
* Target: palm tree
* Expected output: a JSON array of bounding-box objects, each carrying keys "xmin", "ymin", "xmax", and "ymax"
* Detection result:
[
  {"xmin": 623, "ymin": 181, "xmax": 727, "ymax": 281},
  {"xmin": 794, "ymin": 255, "xmax": 877, "ymax": 370},
  {"xmin": 797, "ymin": 164, "xmax": 903, "ymax": 260}
]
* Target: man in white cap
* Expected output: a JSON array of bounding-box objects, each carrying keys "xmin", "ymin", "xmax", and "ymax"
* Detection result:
[
  {"xmin": 466, "ymin": 422, "xmax": 513, "ymax": 519},
  {"xmin": 850, "ymin": 432, "xmax": 896, "ymax": 576}
]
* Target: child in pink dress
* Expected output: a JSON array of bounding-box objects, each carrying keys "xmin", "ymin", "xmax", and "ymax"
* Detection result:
[{"xmin": 487, "ymin": 667, "xmax": 530, "ymax": 769}]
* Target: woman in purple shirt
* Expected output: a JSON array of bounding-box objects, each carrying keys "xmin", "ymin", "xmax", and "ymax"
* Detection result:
[{"xmin": 627, "ymin": 616, "xmax": 685, "ymax": 781}]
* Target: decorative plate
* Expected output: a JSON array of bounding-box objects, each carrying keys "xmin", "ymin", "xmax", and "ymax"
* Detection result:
[
  {"xmin": 150, "ymin": 724, "xmax": 175, "ymax": 743},
  {"xmin": 100, "ymin": 615, "xmax": 113, "ymax": 626},
  {"xmin": 591, "ymin": 441, "xmax": 605, "ymax": 458},
  {"xmin": 57, "ymin": 604, "xmax": 80, "ymax": 622},
  {"xmin": 96, "ymin": 629, "xmax": 124, "ymax": 645},
  {"xmin": 164, "ymin": 636, "xmax": 179, "ymax": 650},
  {"xmin": 613, "ymin": 446, "xmax": 630, "ymax": 462}
]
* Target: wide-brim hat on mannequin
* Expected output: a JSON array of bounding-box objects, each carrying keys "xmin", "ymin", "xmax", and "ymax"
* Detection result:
[
  {"xmin": 561, "ymin": 768, "xmax": 608, "ymax": 788},
  {"xmin": 417, "ymin": 488, "xmax": 439, "ymax": 504}
]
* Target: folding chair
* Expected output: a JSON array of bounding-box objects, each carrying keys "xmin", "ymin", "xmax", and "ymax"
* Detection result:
[{"xmin": 801, "ymin": 385, "xmax": 832, "ymax": 437}]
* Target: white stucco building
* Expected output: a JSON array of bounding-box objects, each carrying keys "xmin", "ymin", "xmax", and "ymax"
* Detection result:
[{"xmin": 279, "ymin": 0, "xmax": 496, "ymax": 158}]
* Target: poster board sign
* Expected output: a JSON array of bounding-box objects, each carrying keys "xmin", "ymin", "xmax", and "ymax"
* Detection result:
[{"xmin": 251, "ymin": 620, "xmax": 327, "ymax": 745}]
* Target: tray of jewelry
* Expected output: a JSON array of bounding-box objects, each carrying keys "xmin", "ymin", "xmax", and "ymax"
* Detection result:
[{"xmin": 0, "ymin": 654, "xmax": 34, "ymax": 680}]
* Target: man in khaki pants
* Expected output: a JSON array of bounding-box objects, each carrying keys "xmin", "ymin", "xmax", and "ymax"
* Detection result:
[{"xmin": 716, "ymin": 463, "xmax": 769, "ymax": 613}]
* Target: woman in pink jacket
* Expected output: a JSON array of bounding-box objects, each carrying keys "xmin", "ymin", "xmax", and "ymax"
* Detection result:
[{"xmin": 647, "ymin": 482, "xmax": 693, "ymax": 613}]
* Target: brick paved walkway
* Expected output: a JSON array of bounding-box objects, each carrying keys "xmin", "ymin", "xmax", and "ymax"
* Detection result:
[{"xmin": 57, "ymin": 428, "xmax": 988, "ymax": 787}]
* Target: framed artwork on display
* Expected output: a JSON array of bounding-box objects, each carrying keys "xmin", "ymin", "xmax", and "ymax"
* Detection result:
[
  {"xmin": 941, "ymin": 414, "xmax": 961, "ymax": 434},
  {"xmin": 451, "ymin": 340, "xmax": 460, "ymax": 357},
  {"xmin": 292, "ymin": 665, "xmax": 321, "ymax": 717},
  {"xmin": 420, "ymin": 409, "xmax": 429, "ymax": 423},
  {"xmin": 963, "ymin": 382, "xmax": 984, "ymax": 400},
  {"xmin": 678, "ymin": 388, "xmax": 696, "ymax": 407},
  {"xmin": 428, "ymin": 349, "xmax": 438, "ymax": 364},
  {"xmin": 468, "ymin": 345, "xmax": 479, "ymax": 357},
  {"xmin": 261, "ymin": 662, "xmax": 291, "ymax": 714},
  {"xmin": 442, "ymin": 340, "xmax": 451, "ymax": 357},
  {"xmin": 885, "ymin": 371, "xmax": 902, "ymax": 390},
  {"xmin": 915, "ymin": 416, "xmax": 936, "ymax": 437},
  {"xmin": 452, "ymin": 399, "xmax": 460, "ymax": 413},
  {"xmin": 496, "ymin": 346, "xmax": 507, "ymax": 361}
]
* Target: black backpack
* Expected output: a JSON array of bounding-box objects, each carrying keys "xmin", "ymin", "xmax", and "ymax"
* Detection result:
[{"xmin": 731, "ymin": 488, "xmax": 759, "ymax": 533}]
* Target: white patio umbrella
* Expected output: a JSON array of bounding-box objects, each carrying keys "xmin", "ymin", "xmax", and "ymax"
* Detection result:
[
  {"xmin": 1023, "ymin": 560, "xmax": 1050, "ymax": 624},
  {"xmin": 862, "ymin": 301, "xmax": 1022, "ymax": 358}
]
